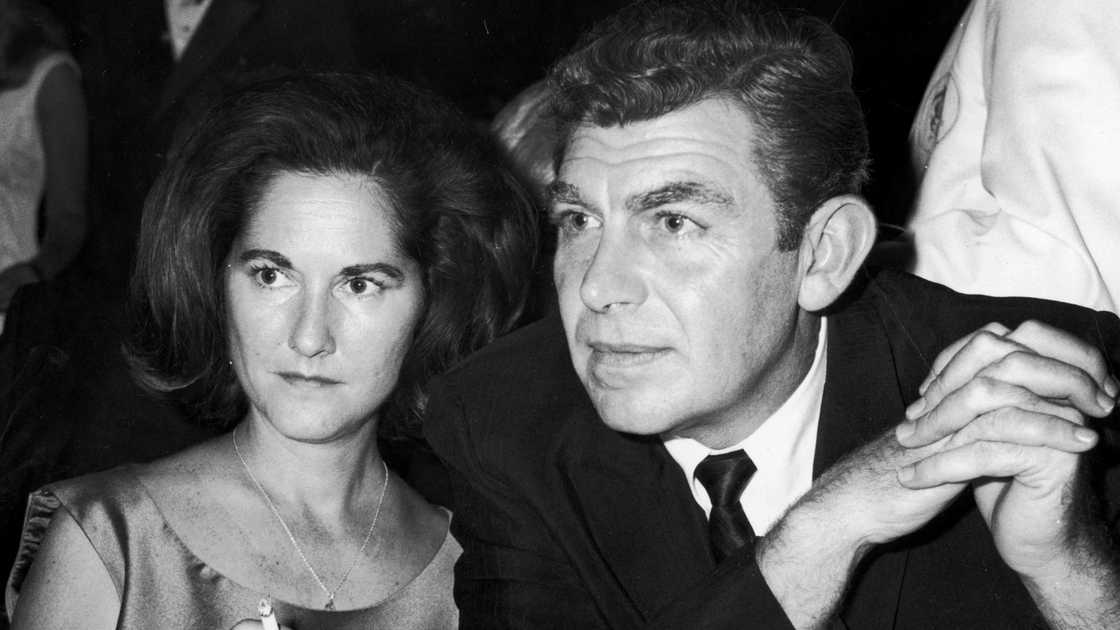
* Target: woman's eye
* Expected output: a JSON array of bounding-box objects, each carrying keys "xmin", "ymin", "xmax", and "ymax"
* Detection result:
[
  {"xmin": 344, "ymin": 277, "xmax": 382, "ymax": 295},
  {"xmin": 251, "ymin": 266, "xmax": 290, "ymax": 287},
  {"xmin": 259, "ymin": 268, "xmax": 278, "ymax": 284}
]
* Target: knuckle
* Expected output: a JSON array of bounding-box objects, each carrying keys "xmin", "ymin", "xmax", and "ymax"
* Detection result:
[
  {"xmin": 982, "ymin": 350, "xmax": 1030, "ymax": 380},
  {"xmin": 972, "ymin": 439, "xmax": 999, "ymax": 461},
  {"xmin": 972, "ymin": 330, "xmax": 1005, "ymax": 355},
  {"xmin": 966, "ymin": 375, "xmax": 1003, "ymax": 404},
  {"xmin": 1015, "ymin": 319, "xmax": 1046, "ymax": 337},
  {"xmin": 1083, "ymin": 348, "xmax": 1108, "ymax": 382},
  {"xmin": 983, "ymin": 321, "xmax": 1011, "ymax": 335}
]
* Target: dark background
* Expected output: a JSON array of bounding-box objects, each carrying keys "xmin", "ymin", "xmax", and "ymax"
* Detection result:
[{"xmin": 38, "ymin": 0, "xmax": 971, "ymax": 228}]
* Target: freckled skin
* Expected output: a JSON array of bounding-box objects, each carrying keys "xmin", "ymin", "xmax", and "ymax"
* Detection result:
[
  {"xmin": 551, "ymin": 98, "xmax": 818, "ymax": 448},
  {"xmin": 225, "ymin": 172, "xmax": 425, "ymax": 444}
]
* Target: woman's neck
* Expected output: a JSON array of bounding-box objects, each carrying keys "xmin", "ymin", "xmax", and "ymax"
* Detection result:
[{"xmin": 232, "ymin": 417, "xmax": 387, "ymax": 519}]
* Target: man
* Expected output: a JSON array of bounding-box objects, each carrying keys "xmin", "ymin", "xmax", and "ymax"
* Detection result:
[{"xmin": 425, "ymin": 1, "xmax": 1120, "ymax": 627}]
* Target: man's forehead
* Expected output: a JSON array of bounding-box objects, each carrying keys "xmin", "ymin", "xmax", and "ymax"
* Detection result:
[
  {"xmin": 561, "ymin": 100, "xmax": 756, "ymax": 170},
  {"xmin": 555, "ymin": 99, "xmax": 768, "ymax": 205}
]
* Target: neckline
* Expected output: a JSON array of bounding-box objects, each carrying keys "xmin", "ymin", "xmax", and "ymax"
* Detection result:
[{"xmin": 121, "ymin": 463, "xmax": 453, "ymax": 613}]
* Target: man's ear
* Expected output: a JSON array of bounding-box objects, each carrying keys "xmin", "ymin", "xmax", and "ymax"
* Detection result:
[{"xmin": 796, "ymin": 195, "xmax": 876, "ymax": 312}]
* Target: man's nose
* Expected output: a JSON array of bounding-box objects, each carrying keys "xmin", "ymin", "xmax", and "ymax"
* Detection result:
[
  {"xmin": 288, "ymin": 290, "xmax": 336, "ymax": 357},
  {"xmin": 579, "ymin": 229, "xmax": 648, "ymax": 313}
]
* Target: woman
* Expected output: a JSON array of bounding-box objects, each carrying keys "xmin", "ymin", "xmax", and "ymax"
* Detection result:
[
  {"xmin": 0, "ymin": 0, "xmax": 87, "ymax": 330},
  {"xmin": 6, "ymin": 72, "xmax": 536, "ymax": 628}
]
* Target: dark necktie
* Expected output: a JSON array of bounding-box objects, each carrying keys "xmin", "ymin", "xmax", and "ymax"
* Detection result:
[{"xmin": 695, "ymin": 450, "xmax": 757, "ymax": 562}]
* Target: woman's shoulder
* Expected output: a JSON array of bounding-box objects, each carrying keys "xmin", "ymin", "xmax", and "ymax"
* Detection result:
[
  {"xmin": 39, "ymin": 464, "xmax": 148, "ymax": 515},
  {"xmin": 6, "ymin": 466, "xmax": 149, "ymax": 618}
]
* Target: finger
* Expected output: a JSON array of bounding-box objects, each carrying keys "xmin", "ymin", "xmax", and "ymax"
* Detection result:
[
  {"xmin": 1008, "ymin": 320, "xmax": 1118, "ymax": 396},
  {"xmin": 919, "ymin": 322, "xmax": 1010, "ymax": 396},
  {"xmin": 899, "ymin": 377, "xmax": 1096, "ymax": 448},
  {"xmin": 909, "ymin": 340, "xmax": 1116, "ymax": 423},
  {"xmin": 915, "ymin": 327, "xmax": 1027, "ymax": 413},
  {"xmin": 942, "ymin": 406, "xmax": 1097, "ymax": 453},
  {"xmin": 897, "ymin": 441, "xmax": 1078, "ymax": 489},
  {"xmin": 977, "ymin": 350, "xmax": 1115, "ymax": 418}
]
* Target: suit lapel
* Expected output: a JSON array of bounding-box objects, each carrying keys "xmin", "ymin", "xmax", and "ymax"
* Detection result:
[
  {"xmin": 814, "ymin": 276, "xmax": 936, "ymax": 627},
  {"xmin": 156, "ymin": 0, "xmax": 261, "ymax": 117},
  {"xmin": 559, "ymin": 407, "xmax": 713, "ymax": 624}
]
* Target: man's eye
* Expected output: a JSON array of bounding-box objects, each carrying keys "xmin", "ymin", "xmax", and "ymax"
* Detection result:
[
  {"xmin": 556, "ymin": 211, "xmax": 600, "ymax": 233},
  {"xmin": 656, "ymin": 213, "xmax": 699, "ymax": 234}
]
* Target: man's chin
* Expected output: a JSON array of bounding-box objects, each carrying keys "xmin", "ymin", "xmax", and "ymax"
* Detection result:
[{"xmin": 591, "ymin": 396, "xmax": 680, "ymax": 437}]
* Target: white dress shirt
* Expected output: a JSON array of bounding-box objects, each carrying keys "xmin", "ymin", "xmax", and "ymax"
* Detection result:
[
  {"xmin": 663, "ymin": 318, "xmax": 827, "ymax": 536},
  {"xmin": 165, "ymin": 0, "xmax": 214, "ymax": 60}
]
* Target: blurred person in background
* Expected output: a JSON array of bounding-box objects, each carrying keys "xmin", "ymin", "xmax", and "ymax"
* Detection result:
[
  {"xmin": 0, "ymin": 0, "xmax": 86, "ymax": 331},
  {"xmin": 907, "ymin": 0, "xmax": 1120, "ymax": 312}
]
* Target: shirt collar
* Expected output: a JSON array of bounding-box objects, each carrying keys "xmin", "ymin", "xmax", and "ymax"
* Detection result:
[{"xmin": 663, "ymin": 317, "xmax": 828, "ymax": 535}]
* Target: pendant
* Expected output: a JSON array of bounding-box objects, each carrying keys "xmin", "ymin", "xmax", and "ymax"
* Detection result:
[{"xmin": 325, "ymin": 595, "xmax": 336, "ymax": 611}]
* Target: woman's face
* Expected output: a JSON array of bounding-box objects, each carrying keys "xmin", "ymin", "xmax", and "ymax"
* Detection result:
[{"xmin": 225, "ymin": 171, "xmax": 425, "ymax": 442}]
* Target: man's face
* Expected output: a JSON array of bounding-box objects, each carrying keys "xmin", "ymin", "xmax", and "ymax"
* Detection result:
[{"xmin": 551, "ymin": 98, "xmax": 814, "ymax": 446}]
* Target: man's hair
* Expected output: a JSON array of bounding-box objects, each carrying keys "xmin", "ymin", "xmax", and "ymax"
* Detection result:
[
  {"xmin": 549, "ymin": 0, "xmax": 870, "ymax": 249},
  {"xmin": 125, "ymin": 72, "xmax": 538, "ymax": 433}
]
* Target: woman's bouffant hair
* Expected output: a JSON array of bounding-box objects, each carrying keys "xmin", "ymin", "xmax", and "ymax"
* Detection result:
[{"xmin": 125, "ymin": 71, "xmax": 538, "ymax": 434}]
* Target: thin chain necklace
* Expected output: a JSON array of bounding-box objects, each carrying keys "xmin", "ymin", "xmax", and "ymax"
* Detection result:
[{"xmin": 232, "ymin": 426, "xmax": 390, "ymax": 611}]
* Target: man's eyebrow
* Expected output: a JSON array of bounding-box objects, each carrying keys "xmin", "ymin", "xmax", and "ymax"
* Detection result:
[
  {"xmin": 625, "ymin": 182, "xmax": 734, "ymax": 213},
  {"xmin": 546, "ymin": 181, "xmax": 584, "ymax": 206},
  {"xmin": 238, "ymin": 249, "xmax": 292, "ymax": 268},
  {"xmin": 340, "ymin": 262, "xmax": 404, "ymax": 281}
]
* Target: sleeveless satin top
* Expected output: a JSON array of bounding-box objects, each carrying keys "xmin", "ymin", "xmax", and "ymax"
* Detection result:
[{"xmin": 7, "ymin": 465, "xmax": 460, "ymax": 629}]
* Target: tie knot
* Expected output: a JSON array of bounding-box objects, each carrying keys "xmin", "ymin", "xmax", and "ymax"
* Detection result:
[{"xmin": 695, "ymin": 450, "xmax": 756, "ymax": 508}]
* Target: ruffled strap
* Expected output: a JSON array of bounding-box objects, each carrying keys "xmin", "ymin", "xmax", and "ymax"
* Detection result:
[{"xmin": 5, "ymin": 488, "xmax": 62, "ymax": 620}]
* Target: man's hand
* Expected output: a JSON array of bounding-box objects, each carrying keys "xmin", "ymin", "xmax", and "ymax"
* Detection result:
[
  {"xmin": 893, "ymin": 321, "xmax": 1120, "ymax": 628},
  {"xmin": 757, "ymin": 429, "xmax": 966, "ymax": 629}
]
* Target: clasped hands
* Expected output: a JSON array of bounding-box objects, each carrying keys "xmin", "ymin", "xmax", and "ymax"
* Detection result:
[{"xmin": 888, "ymin": 320, "xmax": 1116, "ymax": 583}]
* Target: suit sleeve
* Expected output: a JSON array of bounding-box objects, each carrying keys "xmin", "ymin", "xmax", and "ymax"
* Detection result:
[
  {"xmin": 424, "ymin": 376, "xmax": 611, "ymax": 629},
  {"xmin": 648, "ymin": 551, "xmax": 797, "ymax": 629}
]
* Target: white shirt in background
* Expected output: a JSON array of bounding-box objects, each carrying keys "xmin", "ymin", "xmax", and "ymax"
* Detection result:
[
  {"xmin": 908, "ymin": 0, "xmax": 1120, "ymax": 313},
  {"xmin": 165, "ymin": 0, "xmax": 214, "ymax": 60}
]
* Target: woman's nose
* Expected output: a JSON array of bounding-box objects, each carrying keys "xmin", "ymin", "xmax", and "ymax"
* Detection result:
[{"xmin": 287, "ymin": 291, "xmax": 336, "ymax": 357}]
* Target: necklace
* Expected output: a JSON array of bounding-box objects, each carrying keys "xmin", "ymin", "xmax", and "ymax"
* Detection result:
[{"xmin": 233, "ymin": 426, "xmax": 390, "ymax": 611}]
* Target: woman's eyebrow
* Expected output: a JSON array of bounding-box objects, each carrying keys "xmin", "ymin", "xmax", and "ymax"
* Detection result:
[
  {"xmin": 340, "ymin": 262, "xmax": 404, "ymax": 280},
  {"xmin": 238, "ymin": 249, "xmax": 293, "ymax": 268}
]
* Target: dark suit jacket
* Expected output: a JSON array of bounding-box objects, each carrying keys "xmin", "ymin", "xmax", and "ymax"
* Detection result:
[{"xmin": 425, "ymin": 270, "xmax": 1120, "ymax": 629}]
